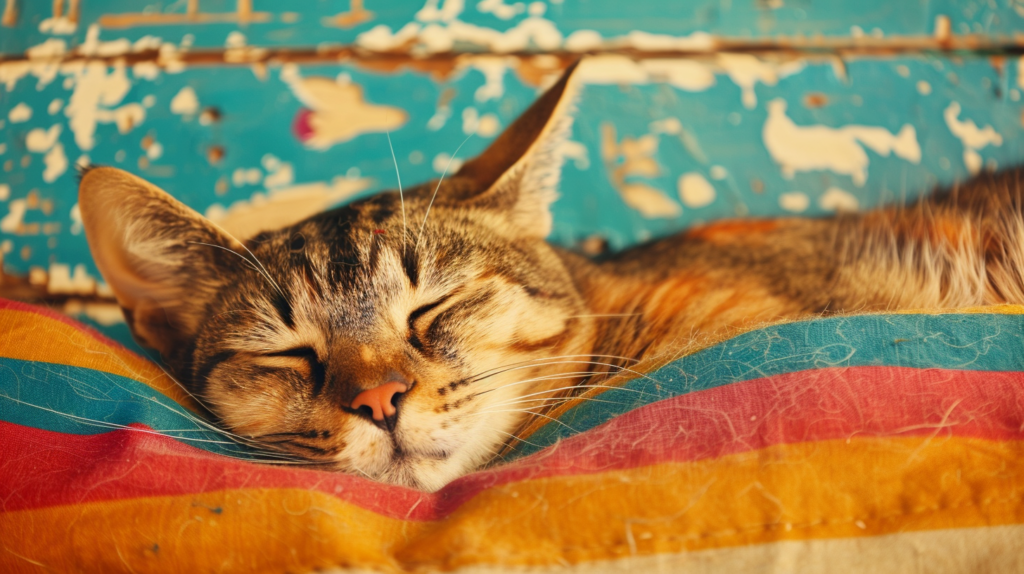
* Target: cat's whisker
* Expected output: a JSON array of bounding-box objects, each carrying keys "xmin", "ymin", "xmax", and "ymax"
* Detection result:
[
  {"xmin": 467, "ymin": 359, "xmax": 650, "ymax": 388},
  {"xmin": 466, "ymin": 359, "xmax": 626, "ymax": 385},
  {"xmin": 480, "ymin": 380, "xmax": 640, "ymax": 409},
  {"xmin": 0, "ymin": 393, "xmax": 240, "ymax": 446},
  {"xmin": 464, "ymin": 354, "xmax": 640, "ymax": 382},
  {"xmin": 486, "ymin": 385, "xmax": 639, "ymax": 408},
  {"xmin": 468, "ymin": 408, "xmax": 580, "ymax": 434},
  {"xmin": 11, "ymin": 360, "xmax": 261, "ymax": 450},
  {"xmin": 145, "ymin": 361, "xmax": 278, "ymax": 447},
  {"xmin": 490, "ymin": 429, "xmax": 545, "ymax": 450},
  {"xmin": 187, "ymin": 241, "xmax": 286, "ymax": 299},
  {"xmin": 469, "ymin": 371, "xmax": 601, "ymax": 398},
  {"xmin": 485, "ymin": 395, "xmax": 623, "ymax": 410},
  {"xmin": 385, "ymin": 130, "xmax": 408, "ymax": 252},
  {"xmin": 417, "ymin": 134, "xmax": 473, "ymax": 248}
]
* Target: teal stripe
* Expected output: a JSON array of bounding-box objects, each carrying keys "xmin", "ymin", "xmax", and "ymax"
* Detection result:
[
  {"xmin": 4, "ymin": 312, "xmax": 1022, "ymax": 464},
  {"xmin": 509, "ymin": 312, "xmax": 1024, "ymax": 458},
  {"xmin": 0, "ymin": 357, "xmax": 258, "ymax": 459}
]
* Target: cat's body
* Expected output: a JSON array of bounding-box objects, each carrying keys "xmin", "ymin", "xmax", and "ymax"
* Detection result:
[{"xmin": 79, "ymin": 62, "xmax": 1024, "ymax": 491}]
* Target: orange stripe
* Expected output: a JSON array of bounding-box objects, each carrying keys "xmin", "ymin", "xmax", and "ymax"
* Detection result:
[
  {"xmin": 0, "ymin": 308, "xmax": 199, "ymax": 412},
  {"xmin": 4, "ymin": 436, "xmax": 1024, "ymax": 573}
]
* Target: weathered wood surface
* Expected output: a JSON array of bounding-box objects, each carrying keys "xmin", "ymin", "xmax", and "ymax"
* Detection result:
[{"xmin": 0, "ymin": 1, "xmax": 1022, "ymax": 339}]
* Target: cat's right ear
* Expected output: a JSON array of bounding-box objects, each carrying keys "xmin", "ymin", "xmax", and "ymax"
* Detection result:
[
  {"xmin": 78, "ymin": 166, "xmax": 246, "ymax": 355},
  {"xmin": 453, "ymin": 60, "xmax": 582, "ymax": 238}
]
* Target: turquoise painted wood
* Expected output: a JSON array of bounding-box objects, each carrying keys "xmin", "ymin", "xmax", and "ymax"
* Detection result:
[{"xmin": 0, "ymin": 1, "xmax": 1022, "ymax": 343}]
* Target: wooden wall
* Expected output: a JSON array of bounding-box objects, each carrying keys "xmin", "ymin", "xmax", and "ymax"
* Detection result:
[{"xmin": 1, "ymin": 0, "xmax": 1022, "ymax": 342}]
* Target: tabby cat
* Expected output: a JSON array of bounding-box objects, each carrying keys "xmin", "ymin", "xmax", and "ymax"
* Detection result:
[{"xmin": 79, "ymin": 62, "xmax": 1024, "ymax": 491}]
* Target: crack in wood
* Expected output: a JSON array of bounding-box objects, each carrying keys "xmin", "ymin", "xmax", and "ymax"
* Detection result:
[{"xmin": 1, "ymin": 35, "xmax": 1023, "ymax": 72}]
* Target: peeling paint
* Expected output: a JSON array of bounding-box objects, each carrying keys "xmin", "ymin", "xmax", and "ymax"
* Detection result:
[
  {"xmin": 8, "ymin": 102, "xmax": 32, "ymax": 122},
  {"xmin": 819, "ymin": 187, "xmax": 860, "ymax": 212},
  {"xmin": 1, "ymin": 199, "xmax": 27, "ymax": 234},
  {"xmin": 206, "ymin": 176, "xmax": 374, "ymax": 239},
  {"xmin": 943, "ymin": 101, "xmax": 1002, "ymax": 174},
  {"xmin": 282, "ymin": 66, "xmax": 407, "ymax": 149},
  {"xmin": 25, "ymin": 125, "xmax": 61, "ymax": 152},
  {"xmin": 677, "ymin": 172, "xmax": 715, "ymax": 208},
  {"xmin": 64, "ymin": 61, "xmax": 138, "ymax": 150},
  {"xmin": 47, "ymin": 262, "xmax": 96, "ymax": 295},
  {"xmin": 779, "ymin": 191, "xmax": 810, "ymax": 212},
  {"xmin": 167, "ymin": 85, "xmax": 197, "ymax": 115},
  {"xmin": 763, "ymin": 99, "xmax": 920, "ymax": 186}
]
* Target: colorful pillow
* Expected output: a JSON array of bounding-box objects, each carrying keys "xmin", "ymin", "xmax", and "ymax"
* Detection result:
[{"xmin": 3, "ymin": 298, "xmax": 1024, "ymax": 572}]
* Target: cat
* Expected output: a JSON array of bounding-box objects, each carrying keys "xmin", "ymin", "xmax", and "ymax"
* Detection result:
[{"xmin": 78, "ymin": 61, "xmax": 1024, "ymax": 492}]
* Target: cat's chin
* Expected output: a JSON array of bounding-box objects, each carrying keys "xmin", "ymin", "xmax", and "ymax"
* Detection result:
[{"xmin": 372, "ymin": 451, "xmax": 471, "ymax": 493}]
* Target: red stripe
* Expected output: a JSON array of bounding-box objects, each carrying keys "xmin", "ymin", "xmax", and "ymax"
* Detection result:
[
  {"xmin": 3, "ymin": 366, "xmax": 1024, "ymax": 519},
  {"xmin": 0, "ymin": 298, "xmax": 123, "ymax": 350}
]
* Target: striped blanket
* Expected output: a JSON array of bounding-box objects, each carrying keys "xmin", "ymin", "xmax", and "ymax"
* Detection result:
[{"xmin": 3, "ymin": 298, "xmax": 1024, "ymax": 572}]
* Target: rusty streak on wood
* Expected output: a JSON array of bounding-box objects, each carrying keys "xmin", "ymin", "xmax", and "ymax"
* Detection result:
[{"xmin": 2, "ymin": 34, "xmax": 1022, "ymax": 72}]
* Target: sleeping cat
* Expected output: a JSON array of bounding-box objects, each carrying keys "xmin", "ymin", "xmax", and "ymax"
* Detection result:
[{"xmin": 78, "ymin": 61, "xmax": 1024, "ymax": 492}]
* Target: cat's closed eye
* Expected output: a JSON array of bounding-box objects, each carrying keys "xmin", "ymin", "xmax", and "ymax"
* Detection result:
[
  {"xmin": 407, "ymin": 295, "xmax": 452, "ymax": 350},
  {"xmin": 265, "ymin": 347, "xmax": 326, "ymax": 396}
]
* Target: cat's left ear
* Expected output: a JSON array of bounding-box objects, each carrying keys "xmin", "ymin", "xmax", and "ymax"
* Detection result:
[
  {"xmin": 78, "ymin": 167, "xmax": 248, "ymax": 356},
  {"xmin": 454, "ymin": 60, "xmax": 581, "ymax": 238}
]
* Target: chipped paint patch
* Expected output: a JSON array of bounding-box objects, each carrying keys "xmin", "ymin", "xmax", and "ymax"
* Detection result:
[
  {"xmin": 577, "ymin": 55, "xmax": 715, "ymax": 92},
  {"xmin": 819, "ymin": 187, "xmax": 859, "ymax": 212},
  {"xmin": 558, "ymin": 140, "xmax": 589, "ymax": 170},
  {"xmin": 42, "ymin": 143, "xmax": 68, "ymax": 182},
  {"xmin": 620, "ymin": 182, "xmax": 681, "ymax": 218},
  {"xmin": 432, "ymin": 152, "xmax": 465, "ymax": 173},
  {"xmin": 677, "ymin": 172, "xmax": 715, "ymax": 208},
  {"xmin": 206, "ymin": 176, "xmax": 374, "ymax": 239},
  {"xmin": 477, "ymin": 0, "xmax": 525, "ymax": 20},
  {"xmin": 8, "ymin": 102, "xmax": 32, "ymax": 123},
  {"xmin": 462, "ymin": 107, "xmax": 501, "ymax": 137},
  {"xmin": 47, "ymin": 263, "xmax": 97, "ymax": 295},
  {"xmin": 64, "ymin": 61, "xmax": 138, "ymax": 150},
  {"xmin": 39, "ymin": 17, "xmax": 77, "ymax": 35},
  {"xmin": 283, "ymin": 66, "xmax": 407, "ymax": 149},
  {"xmin": 763, "ymin": 99, "xmax": 920, "ymax": 186},
  {"xmin": 716, "ymin": 53, "xmax": 803, "ymax": 109},
  {"xmin": 63, "ymin": 301, "xmax": 125, "ymax": 326},
  {"xmin": 262, "ymin": 155, "xmax": 295, "ymax": 188},
  {"xmin": 26, "ymin": 125, "xmax": 61, "ymax": 152},
  {"xmin": 601, "ymin": 122, "xmax": 680, "ymax": 219},
  {"xmin": 1, "ymin": 200, "xmax": 27, "ymax": 234},
  {"xmin": 779, "ymin": 191, "xmax": 810, "ymax": 212},
  {"xmin": 943, "ymin": 101, "xmax": 1002, "ymax": 174},
  {"xmin": 471, "ymin": 56, "xmax": 512, "ymax": 102}
]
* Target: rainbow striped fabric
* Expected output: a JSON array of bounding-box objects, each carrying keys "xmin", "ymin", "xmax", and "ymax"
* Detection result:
[{"xmin": 3, "ymin": 298, "xmax": 1024, "ymax": 573}]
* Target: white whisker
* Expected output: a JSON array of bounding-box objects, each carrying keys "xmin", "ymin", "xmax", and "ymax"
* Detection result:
[
  {"xmin": 386, "ymin": 130, "xmax": 408, "ymax": 252},
  {"xmin": 417, "ymin": 134, "xmax": 473, "ymax": 248}
]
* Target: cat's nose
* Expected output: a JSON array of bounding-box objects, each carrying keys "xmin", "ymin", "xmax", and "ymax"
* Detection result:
[{"xmin": 350, "ymin": 381, "xmax": 407, "ymax": 430}]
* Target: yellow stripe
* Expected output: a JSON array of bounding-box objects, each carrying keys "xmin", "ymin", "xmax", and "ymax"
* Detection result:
[
  {"xmin": 0, "ymin": 308, "xmax": 199, "ymax": 412},
  {"xmin": 441, "ymin": 525, "xmax": 1024, "ymax": 573},
  {"xmin": 4, "ymin": 436, "xmax": 1024, "ymax": 573}
]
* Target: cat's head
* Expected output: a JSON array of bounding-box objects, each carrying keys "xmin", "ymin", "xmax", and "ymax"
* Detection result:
[{"xmin": 78, "ymin": 63, "xmax": 597, "ymax": 490}]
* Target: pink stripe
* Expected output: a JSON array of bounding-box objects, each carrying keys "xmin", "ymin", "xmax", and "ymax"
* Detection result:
[
  {"xmin": 3, "ymin": 366, "xmax": 1024, "ymax": 519},
  {"xmin": 0, "ymin": 298, "xmax": 124, "ymax": 351}
]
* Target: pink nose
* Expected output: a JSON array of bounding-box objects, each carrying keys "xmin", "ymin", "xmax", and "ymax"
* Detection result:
[{"xmin": 350, "ymin": 382, "xmax": 407, "ymax": 421}]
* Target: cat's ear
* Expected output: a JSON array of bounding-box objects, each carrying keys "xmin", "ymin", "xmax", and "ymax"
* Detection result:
[
  {"xmin": 78, "ymin": 167, "xmax": 245, "ymax": 355},
  {"xmin": 454, "ymin": 60, "xmax": 581, "ymax": 237}
]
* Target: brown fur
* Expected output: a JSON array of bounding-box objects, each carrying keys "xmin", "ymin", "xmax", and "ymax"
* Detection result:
[{"xmin": 79, "ymin": 63, "xmax": 1024, "ymax": 491}]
